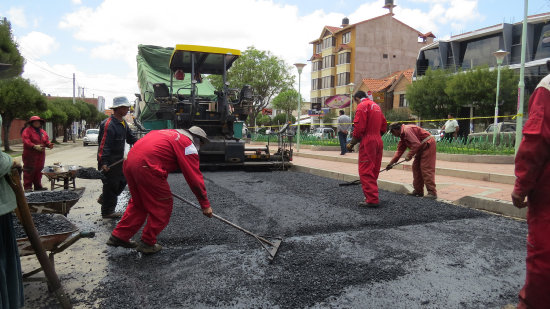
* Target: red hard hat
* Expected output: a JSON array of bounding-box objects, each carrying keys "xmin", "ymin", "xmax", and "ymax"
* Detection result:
[{"xmin": 28, "ymin": 116, "xmax": 45, "ymax": 123}]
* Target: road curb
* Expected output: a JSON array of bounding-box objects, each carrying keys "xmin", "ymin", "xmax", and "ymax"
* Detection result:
[{"xmin": 455, "ymin": 195, "xmax": 526, "ymax": 219}]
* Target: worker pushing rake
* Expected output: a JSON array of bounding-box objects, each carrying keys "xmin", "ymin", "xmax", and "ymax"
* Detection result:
[{"xmin": 104, "ymin": 126, "xmax": 282, "ymax": 260}]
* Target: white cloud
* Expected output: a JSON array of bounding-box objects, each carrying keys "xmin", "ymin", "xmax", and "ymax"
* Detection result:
[
  {"xmin": 71, "ymin": 0, "xmax": 82, "ymax": 4},
  {"xmin": 18, "ymin": 31, "xmax": 59, "ymax": 58},
  {"xmin": 7, "ymin": 7, "xmax": 28, "ymax": 28}
]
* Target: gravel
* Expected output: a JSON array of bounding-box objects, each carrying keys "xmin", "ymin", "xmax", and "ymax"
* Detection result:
[
  {"xmin": 25, "ymin": 190, "xmax": 81, "ymax": 203},
  {"xmin": 13, "ymin": 213, "xmax": 76, "ymax": 239},
  {"xmin": 76, "ymin": 167, "xmax": 104, "ymax": 179},
  {"xmin": 90, "ymin": 170, "xmax": 526, "ymax": 308}
]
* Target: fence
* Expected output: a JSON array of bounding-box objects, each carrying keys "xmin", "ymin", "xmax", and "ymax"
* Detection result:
[{"xmin": 251, "ymin": 133, "xmax": 515, "ymax": 155}]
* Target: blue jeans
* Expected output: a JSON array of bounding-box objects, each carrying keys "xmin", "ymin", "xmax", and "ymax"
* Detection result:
[{"xmin": 338, "ymin": 131, "xmax": 348, "ymax": 154}]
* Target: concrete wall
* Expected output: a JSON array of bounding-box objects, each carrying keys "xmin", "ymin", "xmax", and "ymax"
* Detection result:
[
  {"xmin": 354, "ymin": 15, "xmax": 426, "ymax": 80},
  {"xmin": 392, "ymin": 77, "xmax": 410, "ymax": 109}
]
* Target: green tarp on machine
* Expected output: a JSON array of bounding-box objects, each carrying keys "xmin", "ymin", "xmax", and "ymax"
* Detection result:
[{"xmin": 135, "ymin": 44, "xmax": 217, "ymax": 130}]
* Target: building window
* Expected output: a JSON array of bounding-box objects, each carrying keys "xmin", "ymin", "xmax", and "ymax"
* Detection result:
[
  {"xmin": 338, "ymin": 52, "xmax": 351, "ymax": 65},
  {"xmin": 337, "ymin": 72, "xmax": 350, "ymax": 86},
  {"xmin": 315, "ymin": 43, "xmax": 322, "ymax": 54},
  {"xmin": 312, "ymin": 78, "xmax": 322, "ymax": 90},
  {"xmin": 323, "ymin": 36, "xmax": 336, "ymax": 49},
  {"xmin": 461, "ymin": 35, "xmax": 500, "ymax": 69},
  {"xmin": 342, "ymin": 32, "xmax": 351, "ymax": 44},
  {"xmin": 312, "ymin": 60, "xmax": 322, "ymax": 72},
  {"xmin": 383, "ymin": 54, "xmax": 388, "ymax": 59},
  {"xmin": 322, "ymin": 55, "xmax": 335, "ymax": 68},
  {"xmin": 399, "ymin": 94, "xmax": 408, "ymax": 107},
  {"xmin": 321, "ymin": 76, "xmax": 334, "ymax": 89}
]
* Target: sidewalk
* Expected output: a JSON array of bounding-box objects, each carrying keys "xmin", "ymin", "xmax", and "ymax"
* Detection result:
[
  {"xmin": 6, "ymin": 138, "xmax": 82, "ymax": 157},
  {"xmin": 291, "ymin": 148, "xmax": 525, "ymax": 219}
]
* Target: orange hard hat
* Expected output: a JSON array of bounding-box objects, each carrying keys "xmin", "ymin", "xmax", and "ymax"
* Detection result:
[{"xmin": 28, "ymin": 116, "xmax": 45, "ymax": 124}]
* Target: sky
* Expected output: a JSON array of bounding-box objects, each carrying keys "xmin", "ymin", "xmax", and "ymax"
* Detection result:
[{"xmin": 1, "ymin": 0, "xmax": 549, "ymax": 107}]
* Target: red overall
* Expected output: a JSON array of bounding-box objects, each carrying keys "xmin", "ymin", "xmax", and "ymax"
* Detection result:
[
  {"xmin": 513, "ymin": 74, "xmax": 550, "ymax": 309},
  {"xmin": 389, "ymin": 125, "xmax": 437, "ymax": 196},
  {"xmin": 352, "ymin": 98, "xmax": 387, "ymax": 204},
  {"xmin": 112, "ymin": 130, "xmax": 210, "ymax": 246},
  {"xmin": 21, "ymin": 126, "xmax": 51, "ymax": 190}
]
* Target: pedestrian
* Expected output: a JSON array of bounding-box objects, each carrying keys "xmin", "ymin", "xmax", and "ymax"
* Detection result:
[
  {"xmin": 386, "ymin": 122, "xmax": 437, "ymax": 199},
  {"xmin": 107, "ymin": 127, "xmax": 213, "ymax": 254},
  {"xmin": 0, "ymin": 115, "xmax": 24, "ymax": 308},
  {"xmin": 511, "ymin": 68, "xmax": 550, "ymax": 308},
  {"xmin": 441, "ymin": 113, "xmax": 459, "ymax": 141},
  {"xmin": 337, "ymin": 110, "xmax": 351, "ymax": 155},
  {"xmin": 97, "ymin": 97, "xmax": 138, "ymax": 219},
  {"xmin": 21, "ymin": 116, "xmax": 54, "ymax": 192},
  {"xmin": 346, "ymin": 91, "xmax": 387, "ymax": 207}
]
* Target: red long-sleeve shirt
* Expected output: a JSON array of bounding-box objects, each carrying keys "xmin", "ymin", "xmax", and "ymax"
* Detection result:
[
  {"xmin": 391, "ymin": 125, "xmax": 432, "ymax": 161},
  {"xmin": 352, "ymin": 98, "xmax": 387, "ymax": 140},
  {"xmin": 21, "ymin": 126, "xmax": 51, "ymax": 151},
  {"xmin": 514, "ymin": 74, "xmax": 550, "ymax": 199},
  {"xmin": 126, "ymin": 129, "xmax": 210, "ymax": 209}
]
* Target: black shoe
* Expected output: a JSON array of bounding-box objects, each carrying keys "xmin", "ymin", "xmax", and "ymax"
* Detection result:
[
  {"xmin": 34, "ymin": 187, "xmax": 48, "ymax": 191},
  {"xmin": 136, "ymin": 240, "xmax": 162, "ymax": 255},
  {"xmin": 407, "ymin": 191, "xmax": 423, "ymax": 197},
  {"xmin": 106, "ymin": 235, "xmax": 137, "ymax": 248},
  {"xmin": 358, "ymin": 202, "xmax": 379, "ymax": 208},
  {"xmin": 102, "ymin": 212, "xmax": 123, "ymax": 219},
  {"xmin": 97, "ymin": 194, "xmax": 103, "ymax": 205}
]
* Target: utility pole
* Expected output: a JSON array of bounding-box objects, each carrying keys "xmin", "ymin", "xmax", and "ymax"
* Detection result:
[
  {"xmin": 72, "ymin": 73, "xmax": 75, "ymax": 104},
  {"xmin": 515, "ymin": 0, "xmax": 528, "ymax": 154}
]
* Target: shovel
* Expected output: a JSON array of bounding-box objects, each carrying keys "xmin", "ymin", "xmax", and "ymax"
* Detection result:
[
  {"xmin": 172, "ymin": 193, "xmax": 283, "ymax": 262},
  {"xmin": 338, "ymin": 159, "xmax": 407, "ymax": 187}
]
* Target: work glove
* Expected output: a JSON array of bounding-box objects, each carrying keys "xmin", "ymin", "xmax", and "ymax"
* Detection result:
[
  {"xmin": 346, "ymin": 136, "xmax": 360, "ymax": 152},
  {"xmin": 48, "ymin": 143, "xmax": 54, "ymax": 149},
  {"xmin": 33, "ymin": 145, "xmax": 44, "ymax": 152},
  {"xmin": 100, "ymin": 164, "xmax": 110, "ymax": 173},
  {"xmin": 202, "ymin": 207, "xmax": 213, "ymax": 218},
  {"xmin": 405, "ymin": 155, "xmax": 412, "ymax": 161},
  {"xmin": 511, "ymin": 191, "xmax": 527, "ymax": 209},
  {"xmin": 386, "ymin": 163, "xmax": 393, "ymax": 170}
]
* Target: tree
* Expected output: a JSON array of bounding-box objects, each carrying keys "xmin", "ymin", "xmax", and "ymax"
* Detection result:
[
  {"xmin": 271, "ymin": 89, "xmax": 301, "ymax": 119},
  {"xmin": 55, "ymin": 99, "xmax": 80, "ymax": 142},
  {"xmin": 406, "ymin": 68, "xmax": 456, "ymax": 120},
  {"xmin": 445, "ymin": 66, "xmax": 518, "ymax": 124},
  {"xmin": 272, "ymin": 113, "xmax": 295, "ymax": 127},
  {"xmin": 0, "ymin": 18, "xmax": 25, "ymax": 79},
  {"xmin": 208, "ymin": 46, "xmax": 294, "ymax": 128},
  {"xmin": 41, "ymin": 99, "xmax": 68, "ymax": 143},
  {"xmin": 0, "ymin": 77, "xmax": 46, "ymax": 151},
  {"xmin": 385, "ymin": 108, "xmax": 411, "ymax": 122},
  {"xmin": 323, "ymin": 109, "xmax": 337, "ymax": 125},
  {"xmin": 255, "ymin": 114, "xmax": 272, "ymax": 127}
]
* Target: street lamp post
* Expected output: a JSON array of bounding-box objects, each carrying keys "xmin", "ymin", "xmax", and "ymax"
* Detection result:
[
  {"xmin": 493, "ymin": 49, "xmax": 509, "ymax": 145},
  {"xmin": 348, "ymin": 82, "xmax": 354, "ymax": 121},
  {"xmin": 294, "ymin": 63, "xmax": 306, "ymax": 152}
]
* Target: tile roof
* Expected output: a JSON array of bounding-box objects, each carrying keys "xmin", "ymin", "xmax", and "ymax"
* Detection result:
[
  {"xmin": 325, "ymin": 26, "xmax": 341, "ymax": 33},
  {"xmin": 362, "ymin": 68, "xmax": 414, "ymax": 92}
]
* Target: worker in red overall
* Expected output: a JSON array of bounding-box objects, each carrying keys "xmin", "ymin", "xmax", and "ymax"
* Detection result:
[
  {"xmin": 21, "ymin": 116, "xmax": 53, "ymax": 192},
  {"xmin": 107, "ymin": 126, "xmax": 213, "ymax": 254},
  {"xmin": 386, "ymin": 122, "xmax": 437, "ymax": 199},
  {"xmin": 512, "ymin": 70, "xmax": 550, "ymax": 308},
  {"xmin": 346, "ymin": 91, "xmax": 387, "ymax": 207}
]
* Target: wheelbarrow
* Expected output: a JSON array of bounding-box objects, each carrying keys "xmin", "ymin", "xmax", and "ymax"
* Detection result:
[
  {"xmin": 42, "ymin": 165, "xmax": 83, "ymax": 190},
  {"xmin": 25, "ymin": 187, "xmax": 86, "ymax": 216}
]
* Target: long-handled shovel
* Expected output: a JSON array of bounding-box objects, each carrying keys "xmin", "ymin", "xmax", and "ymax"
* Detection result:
[
  {"xmin": 338, "ymin": 159, "xmax": 407, "ymax": 187},
  {"xmin": 172, "ymin": 193, "xmax": 283, "ymax": 262}
]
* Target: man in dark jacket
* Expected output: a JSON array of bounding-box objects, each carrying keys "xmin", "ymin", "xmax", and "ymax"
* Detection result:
[{"xmin": 97, "ymin": 96, "xmax": 138, "ymax": 218}]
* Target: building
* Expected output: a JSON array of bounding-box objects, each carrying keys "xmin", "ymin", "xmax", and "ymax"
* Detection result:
[
  {"xmin": 309, "ymin": 13, "xmax": 433, "ymax": 108},
  {"xmin": 415, "ymin": 12, "xmax": 550, "ymax": 95},
  {"xmin": 97, "ymin": 96, "xmax": 106, "ymax": 112},
  {"xmin": 359, "ymin": 68, "xmax": 414, "ymax": 112}
]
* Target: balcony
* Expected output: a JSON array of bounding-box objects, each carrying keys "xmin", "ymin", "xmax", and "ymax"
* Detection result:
[
  {"xmin": 321, "ymin": 67, "xmax": 336, "ymax": 77},
  {"xmin": 311, "ymin": 70, "xmax": 321, "ymax": 79},
  {"xmin": 320, "ymin": 88, "xmax": 336, "ymax": 97},
  {"xmin": 336, "ymin": 63, "xmax": 351, "ymax": 74}
]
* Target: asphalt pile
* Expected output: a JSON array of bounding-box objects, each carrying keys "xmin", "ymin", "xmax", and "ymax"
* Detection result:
[
  {"xmin": 13, "ymin": 213, "xmax": 75, "ymax": 239},
  {"xmin": 76, "ymin": 167, "xmax": 104, "ymax": 179},
  {"xmin": 93, "ymin": 171, "xmax": 526, "ymax": 308},
  {"xmin": 25, "ymin": 190, "xmax": 81, "ymax": 203}
]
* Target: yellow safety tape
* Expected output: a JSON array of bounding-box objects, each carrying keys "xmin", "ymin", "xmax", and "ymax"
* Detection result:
[{"xmin": 246, "ymin": 114, "xmax": 523, "ymax": 129}]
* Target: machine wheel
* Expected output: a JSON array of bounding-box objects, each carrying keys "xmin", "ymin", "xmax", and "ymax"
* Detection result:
[{"xmin": 83, "ymin": 142, "xmax": 88, "ymax": 147}]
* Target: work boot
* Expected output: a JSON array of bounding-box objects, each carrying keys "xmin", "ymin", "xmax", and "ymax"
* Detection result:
[
  {"xmin": 102, "ymin": 212, "xmax": 123, "ymax": 219},
  {"xmin": 24, "ymin": 188, "xmax": 33, "ymax": 193},
  {"xmin": 425, "ymin": 193, "xmax": 437, "ymax": 200},
  {"xmin": 407, "ymin": 191, "xmax": 423, "ymax": 197},
  {"xmin": 137, "ymin": 240, "xmax": 162, "ymax": 255},
  {"xmin": 358, "ymin": 201, "xmax": 379, "ymax": 208},
  {"xmin": 106, "ymin": 235, "xmax": 137, "ymax": 248},
  {"xmin": 34, "ymin": 186, "xmax": 48, "ymax": 191},
  {"xmin": 97, "ymin": 194, "xmax": 103, "ymax": 205}
]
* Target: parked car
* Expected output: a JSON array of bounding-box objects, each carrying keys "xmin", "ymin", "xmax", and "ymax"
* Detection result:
[
  {"xmin": 83, "ymin": 129, "xmax": 99, "ymax": 146},
  {"xmin": 426, "ymin": 128, "xmax": 444, "ymax": 142},
  {"xmin": 467, "ymin": 122, "xmax": 516, "ymax": 145},
  {"xmin": 312, "ymin": 127, "xmax": 335, "ymax": 139}
]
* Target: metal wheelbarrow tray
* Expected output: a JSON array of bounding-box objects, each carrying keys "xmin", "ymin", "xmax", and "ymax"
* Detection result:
[
  {"xmin": 14, "ymin": 213, "xmax": 95, "ymax": 281},
  {"xmin": 25, "ymin": 187, "xmax": 86, "ymax": 215}
]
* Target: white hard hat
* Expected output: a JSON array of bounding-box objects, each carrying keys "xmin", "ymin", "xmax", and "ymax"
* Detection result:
[
  {"xmin": 112, "ymin": 96, "xmax": 132, "ymax": 109},
  {"xmin": 187, "ymin": 126, "xmax": 209, "ymax": 144}
]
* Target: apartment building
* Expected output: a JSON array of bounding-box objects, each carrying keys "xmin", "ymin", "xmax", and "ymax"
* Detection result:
[{"xmin": 309, "ymin": 13, "xmax": 433, "ymax": 107}]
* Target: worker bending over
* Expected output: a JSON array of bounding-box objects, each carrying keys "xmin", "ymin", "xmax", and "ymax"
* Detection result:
[
  {"xmin": 107, "ymin": 127, "xmax": 213, "ymax": 254},
  {"xmin": 346, "ymin": 91, "xmax": 387, "ymax": 207},
  {"xmin": 387, "ymin": 123, "xmax": 437, "ymax": 199},
  {"xmin": 511, "ymin": 67, "xmax": 550, "ymax": 308}
]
